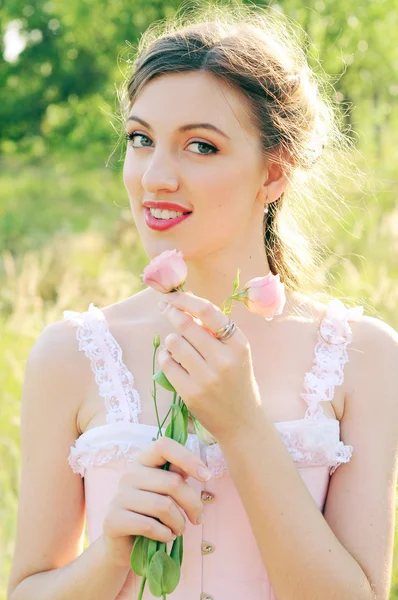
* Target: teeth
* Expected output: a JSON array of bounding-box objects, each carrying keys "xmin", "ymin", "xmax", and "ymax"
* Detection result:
[{"xmin": 149, "ymin": 208, "xmax": 185, "ymax": 220}]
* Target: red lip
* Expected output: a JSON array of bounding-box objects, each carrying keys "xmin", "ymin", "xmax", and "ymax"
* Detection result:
[{"xmin": 143, "ymin": 201, "xmax": 192, "ymax": 213}]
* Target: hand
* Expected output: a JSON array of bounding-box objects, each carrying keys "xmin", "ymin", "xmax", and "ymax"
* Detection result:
[
  {"xmin": 158, "ymin": 291, "xmax": 262, "ymax": 443},
  {"xmin": 102, "ymin": 437, "xmax": 208, "ymax": 568}
]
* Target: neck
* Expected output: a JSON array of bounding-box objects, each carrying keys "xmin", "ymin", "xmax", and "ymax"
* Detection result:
[{"xmin": 182, "ymin": 246, "xmax": 299, "ymax": 327}]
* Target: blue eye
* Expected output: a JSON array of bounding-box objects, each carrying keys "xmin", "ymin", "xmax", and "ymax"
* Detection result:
[
  {"xmin": 188, "ymin": 141, "xmax": 218, "ymax": 155},
  {"xmin": 125, "ymin": 132, "xmax": 152, "ymax": 147},
  {"xmin": 125, "ymin": 132, "xmax": 218, "ymax": 155}
]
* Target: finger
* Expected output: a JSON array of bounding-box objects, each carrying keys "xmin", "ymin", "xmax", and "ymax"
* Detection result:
[
  {"xmin": 159, "ymin": 337, "xmax": 208, "ymax": 390},
  {"xmin": 108, "ymin": 504, "xmax": 177, "ymax": 544},
  {"xmin": 163, "ymin": 291, "xmax": 246, "ymax": 347},
  {"xmin": 168, "ymin": 463, "xmax": 190, "ymax": 479},
  {"xmin": 122, "ymin": 488, "xmax": 187, "ymax": 537},
  {"xmin": 138, "ymin": 436, "xmax": 212, "ymax": 483},
  {"xmin": 121, "ymin": 464, "xmax": 204, "ymax": 526},
  {"xmin": 162, "ymin": 305, "xmax": 217, "ymax": 362}
]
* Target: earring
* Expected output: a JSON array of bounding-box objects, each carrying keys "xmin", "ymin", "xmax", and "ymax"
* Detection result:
[{"xmin": 264, "ymin": 195, "xmax": 269, "ymax": 215}]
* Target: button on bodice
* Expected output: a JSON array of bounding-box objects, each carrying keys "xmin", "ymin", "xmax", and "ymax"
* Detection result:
[
  {"xmin": 201, "ymin": 490, "xmax": 215, "ymax": 503},
  {"xmin": 201, "ymin": 541, "xmax": 215, "ymax": 555}
]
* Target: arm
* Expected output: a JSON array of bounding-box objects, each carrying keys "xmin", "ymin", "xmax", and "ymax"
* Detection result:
[
  {"xmin": 9, "ymin": 537, "xmax": 130, "ymax": 600},
  {"xmin": 218, "ymin": 315, "xmax": 398, "ymax": 600},
  {"xmin": 7, "ymin": 321, "xmax": 130, "ymax": 600}
]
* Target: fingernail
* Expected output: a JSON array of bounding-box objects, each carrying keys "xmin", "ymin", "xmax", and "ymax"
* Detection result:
[
  {"xmin": 196, "ymin": 465, "xmax": 212, "ymax": 481},
  {"xmin": 196, "ymin": 512, "xmax": 204, "ymax": 524}
]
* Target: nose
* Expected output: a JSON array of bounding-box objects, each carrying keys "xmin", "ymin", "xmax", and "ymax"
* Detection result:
[{"xmin": 141, "ymin": 149, "xmax": 179, "ymax": 194}]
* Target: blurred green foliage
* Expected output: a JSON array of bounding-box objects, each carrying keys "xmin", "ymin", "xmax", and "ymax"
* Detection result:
[{"xmin": 1, "ymin": 0, "xmax": 397, "ymax": 598}]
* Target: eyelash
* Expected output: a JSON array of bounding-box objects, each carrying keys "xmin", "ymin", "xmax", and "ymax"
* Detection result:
[{"xmin": 125, "ymin": 132, "xmax": 219, "ymax": 155}]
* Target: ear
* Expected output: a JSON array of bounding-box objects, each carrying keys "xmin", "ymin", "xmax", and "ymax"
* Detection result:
[{"xmin": 256, "ymin": 159, "xmax": 289, "ymax": 205}]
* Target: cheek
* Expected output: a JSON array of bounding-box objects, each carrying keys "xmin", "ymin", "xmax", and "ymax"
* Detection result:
[
  {"xmin": 191, "ymin": 162, "xmax": 251, "ymax": 218},
  {"xmin": 189, "ymin": 163, "xmax": 232, "ymax": 204},
  {"xmin": 123, "ymin": 146, "xmax": 150, "ymax": 184},
  {"xmin": 122, "ymin": 157, "xmax": 144, "ymax": 218},
  {"xmin": 122, "ymin": 154, "xmax": 137, "ymax": 188}
]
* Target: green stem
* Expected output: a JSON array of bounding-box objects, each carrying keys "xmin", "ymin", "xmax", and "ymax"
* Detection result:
[
  {"xmin": 137, "ymin": 574, "xmax": 147, "ymax": 600},
  {"xmin": 170, "ymin": 390, "xmax": 177, "ymax": 437},
  {"xmin": 220, "ymin": 290, "xmax": 247, "ymax": 316},
  {"xmin": 158, "ymin": 405, "xmax": 172, "ymax": 431},
  {"xmin": 152, "ymin": 345, "xmax": 163, "ymax": 438}
]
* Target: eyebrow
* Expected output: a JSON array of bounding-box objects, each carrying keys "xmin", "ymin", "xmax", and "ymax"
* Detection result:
[{"xmin": 126, "ymin": 115, "xmax": 231, "ymax": 140}]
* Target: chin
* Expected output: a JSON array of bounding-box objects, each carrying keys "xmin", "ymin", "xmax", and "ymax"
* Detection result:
[{"xmin": 141, "ymin": 239, "xmax": 182, "ymax": 259}]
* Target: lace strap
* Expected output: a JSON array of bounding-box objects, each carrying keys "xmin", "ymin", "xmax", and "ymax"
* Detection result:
[
  {"xmin": 63, "ymin": 304, "xmax": 142, "ymax": 425},
  {"xmin": 301, "ymin": 299, "xmax": 364, "ymax": 420}
]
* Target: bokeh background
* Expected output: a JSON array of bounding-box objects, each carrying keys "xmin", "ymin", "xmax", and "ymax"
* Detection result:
[{"xmin": 1, "ymin": 0, "xmax": 397, "ymax": 598}]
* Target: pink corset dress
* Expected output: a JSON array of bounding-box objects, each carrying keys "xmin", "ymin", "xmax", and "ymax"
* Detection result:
[{"xmin": 64, "ymin": 298, "xmax": 363, "ymax": 599}]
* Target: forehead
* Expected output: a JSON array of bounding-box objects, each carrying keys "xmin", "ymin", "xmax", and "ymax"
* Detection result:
[{"xmin": 129, "ymin": 70, "xmax": 257, "ymax": 141}]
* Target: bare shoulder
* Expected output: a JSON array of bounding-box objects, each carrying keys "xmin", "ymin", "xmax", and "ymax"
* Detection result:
[
  {"xmin": 349, "ymin": 312, "xmax": 398, "ymax": 347},
  {"xmin": 27, "ymin": 313, "xmax": 101, "ymax": 434},
  {"xmin": 344, "ymin": 313, "xmax": 398, "ymax": 412},
  {"xmin": 30, "ymin": 316, "xmax": 94, "ymax": 387},
  {"xmin": 31, "ymin": 316, "xmax": 88, "ymax": 365},
  {"xmin": 347, "ymin": 311, "xmax": 398, "ymax": 372}
]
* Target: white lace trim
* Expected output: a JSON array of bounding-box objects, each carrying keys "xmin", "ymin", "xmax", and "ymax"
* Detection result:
[
  {"xmin": 300, "ymin": 299, "xmax": 363, "ymax": 420},
  {"xmin": 68, "ymin": 422, "xmax": 201, "ymax": 477},
  {"xmin": 68, "ymin": 419, "xmax": 353, "ymax": 478},
  {"xmin": 64, "ymin": 304, "xmax": 142, "ymax": 425},
  {"xmin": 69, "ymin": 442, "xmax": 143, "ymax": 477},
  {"xmin": 203, "ymin": 418, "xmax": 354, "ymax": 478}
]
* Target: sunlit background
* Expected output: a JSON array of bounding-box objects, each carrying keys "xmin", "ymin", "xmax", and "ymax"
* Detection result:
[{"xmin": 1, "ymin": 0, "xmax": 397, "ymax": 598}]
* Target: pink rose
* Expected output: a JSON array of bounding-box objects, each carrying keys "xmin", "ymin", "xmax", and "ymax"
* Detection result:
[
  {"xmin": 140, "ymin": 249, "xmax": 187, "ymax": 293},
  {"xmin": 243, "ymin": 272, "xmax": 286, "ymax": 320}
]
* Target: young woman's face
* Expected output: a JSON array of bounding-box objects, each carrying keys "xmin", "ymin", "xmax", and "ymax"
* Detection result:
[{"xmin": 123, "ymin": 70, "xmax": 268, "ymax": 261}]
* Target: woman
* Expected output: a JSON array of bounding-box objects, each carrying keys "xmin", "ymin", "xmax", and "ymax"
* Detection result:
[{"xmin": 7, "ymin": 5, "xmax": 397, "ymax": 600}]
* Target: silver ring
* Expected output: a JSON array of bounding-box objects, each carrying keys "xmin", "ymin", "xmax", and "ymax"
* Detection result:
[{"xmin": 215, "ymin": 317, "xmax": 236, "ymax": 342}]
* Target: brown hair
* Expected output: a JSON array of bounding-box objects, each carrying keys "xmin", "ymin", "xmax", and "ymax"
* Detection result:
[{"xmin": 115, "ymin": 1, "xmax": 362, "ymax": 306}]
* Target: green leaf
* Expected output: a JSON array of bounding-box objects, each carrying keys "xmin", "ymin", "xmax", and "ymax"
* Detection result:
[
  {"xmin": 165, "ymin": 406, "xmax": 186, "ymax": 445},
  {"xmin": 165, "ymin": 420, "xmax": 174, "ymax": 440},
  {"xmin": 170, "ymin": 534, "xmax": 183, "ymax": 568},
  {"xmin": 147, "ymin": 538, "xmax": 159, "ymax": 567},
  {"xmin": 152, "ymin": 370, "xmax": 176, "ymax": 392},
  {"xmin": 173, "ymin": 407, "xmax": 186, "ymax": 444},
  {"xmin": 164, "ymin": 405, "xmax": 176, "ymax": 440},
  {"xmin": 147, "ymin": 550, "xmax": 181, "ymax": 596},
  {"xmin": 131, "ymin": 535, "xmax": 149, "ymax": 576}
]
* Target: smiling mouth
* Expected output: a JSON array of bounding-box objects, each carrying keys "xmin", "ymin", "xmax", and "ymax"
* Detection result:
[{"xmin": 144, "ymin": 207, "xmax": 193, "ymax": 230}]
